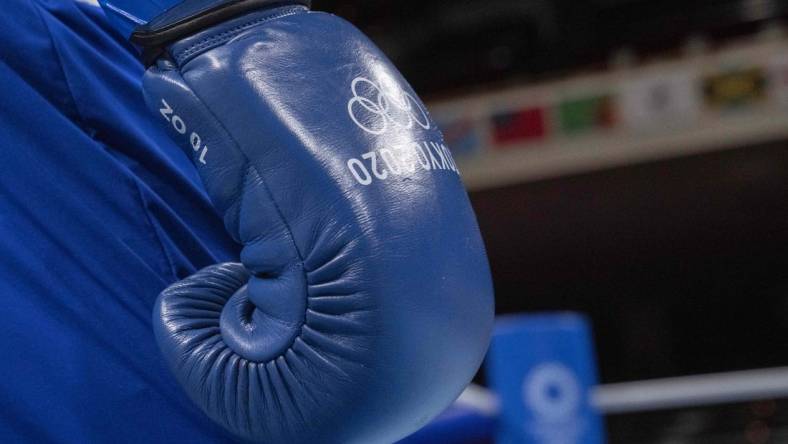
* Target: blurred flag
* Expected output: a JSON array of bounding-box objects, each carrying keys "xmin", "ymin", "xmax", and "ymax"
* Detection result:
[
  {"xmin": 620, "ymin": 70, "xmax": 700, "ymax": 131},
  {"xmin": 438, "ymin": 117, "xmax": 482, "ymax": 158},
  {"xmin": 558, "ymin": 94, "xmax": 615, "ymax": 134},
  {"xmin": 703, "ymin": 67, "xmax": 766, "ymax": 109},
  {"xmin": 491, "ymin": 107, "xmax": 547, "ymax": 147}
]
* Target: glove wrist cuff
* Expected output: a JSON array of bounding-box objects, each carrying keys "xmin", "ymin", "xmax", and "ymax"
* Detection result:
[{"xmin": 131, "ymin": 0, "xmax": 311, "ymax": 66}]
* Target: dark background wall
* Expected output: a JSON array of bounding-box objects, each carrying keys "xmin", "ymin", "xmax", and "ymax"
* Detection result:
[
  {"xmin": 316, "ymin": 0, "xmax": 788, "ymax": 96},
  {"xmin": 471, "ymin": 142, "xmax": 788, "ymax": 382},
  {"xmin": 316, "ymin": 0, "xmax": 788, "ymax": 383}
]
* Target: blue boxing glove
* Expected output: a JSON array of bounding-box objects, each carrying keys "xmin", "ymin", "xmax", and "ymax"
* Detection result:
[{"xmin": 119, "ymin": 1, "xmax": 494, "ymax": 442}]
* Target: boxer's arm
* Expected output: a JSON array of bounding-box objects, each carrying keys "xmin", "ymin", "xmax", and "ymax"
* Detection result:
[{"xmin": 99, "ymin": 2, "xmax": 495, "ymax": 441}]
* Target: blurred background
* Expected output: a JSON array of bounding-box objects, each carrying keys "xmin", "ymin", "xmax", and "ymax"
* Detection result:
[{"xmin": 316, "ymin": 0, "xmax": 788, "ymax": 442}]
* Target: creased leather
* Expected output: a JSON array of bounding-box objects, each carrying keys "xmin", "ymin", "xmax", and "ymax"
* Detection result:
[{"xmin": 144, "ymin": 5, "xmax": 494, "ymax": 443}]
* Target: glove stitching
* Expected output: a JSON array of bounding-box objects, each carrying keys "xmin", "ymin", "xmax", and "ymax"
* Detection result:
[
  {"xmin": 232, "ymin": 162, "xmax": 253, "ymax": 241},
  {"xmin": 174, "ymin": 69, "xmax": 310, "ymax": 365},
  {"xmin": 174, "ymin": 7, "xmax": 306, "ymax": 66},
  {"xmin": 274, "ymin": 358, "xmax": 309, "ymax": 427}
]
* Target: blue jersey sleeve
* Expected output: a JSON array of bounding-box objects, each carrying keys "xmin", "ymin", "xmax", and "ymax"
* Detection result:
[{"xmin": 0, "ymin": 0, "xmax": 239, "ymax": 441}]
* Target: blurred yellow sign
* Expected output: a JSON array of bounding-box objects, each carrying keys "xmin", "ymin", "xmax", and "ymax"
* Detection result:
[{"xmin": 703, "ymin": 68, "xmax": 766, "ymax": 108}]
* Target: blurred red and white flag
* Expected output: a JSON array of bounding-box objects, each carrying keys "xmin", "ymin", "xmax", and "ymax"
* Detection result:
[{"xmin": 491, "ymin": 106, "xmax": 548, "ymax": 147}]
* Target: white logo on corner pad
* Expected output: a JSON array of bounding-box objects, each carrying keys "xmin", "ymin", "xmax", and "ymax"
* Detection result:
[{"xmin": 523, "ymin": 362, "xmax": 582, "ymax": 422}]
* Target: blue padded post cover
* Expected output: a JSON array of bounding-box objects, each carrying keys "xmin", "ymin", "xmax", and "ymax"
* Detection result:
[{"xmin": 486, "ymin": 314, "xmax": 605, "ymax": 444}]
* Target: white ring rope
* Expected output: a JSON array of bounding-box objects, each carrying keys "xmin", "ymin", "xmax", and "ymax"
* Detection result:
[{"xmin": 457, "ymin": 366, "xmax": 788, "ymax": 416}]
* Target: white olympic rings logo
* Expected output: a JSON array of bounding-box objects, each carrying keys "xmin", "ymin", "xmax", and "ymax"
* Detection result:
[
  {"xmin": 347, "ymin": 76, "xmax": 431, "ymax": 135},
  {"xmin": 523, "ymin": 362, "xmax": 582, "ymax": 422}
]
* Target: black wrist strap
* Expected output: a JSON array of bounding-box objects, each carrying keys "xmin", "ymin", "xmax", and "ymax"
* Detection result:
[{"xmin": 131, "ymin": 0, "xmax": 311, "ymax": 67}]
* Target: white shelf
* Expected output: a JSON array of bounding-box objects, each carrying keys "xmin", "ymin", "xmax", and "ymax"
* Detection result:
[
  {"xmin": 456, "ymin": 112, "xmax": 788, "ymax": 189},
  {"xmin": 429, "ymin": 38, "xmax": 788, "ymax": 190}
]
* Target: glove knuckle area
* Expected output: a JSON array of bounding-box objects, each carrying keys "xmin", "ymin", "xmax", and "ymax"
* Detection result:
[
  {"xmin": 155, "ymin": 261, "xmax": 379, "ymax": 443},
  {"xmin": 145, "ymin": 57, "xmax": 387, "ymax": 443},
  {"xmin": 146, "ymin": 8, "xmax": 495, "ymax": 444}
]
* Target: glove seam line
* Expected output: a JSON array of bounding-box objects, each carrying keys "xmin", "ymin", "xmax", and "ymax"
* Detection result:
[{"xmin": 173, "ymin": 69, "xmax": 310, "ymax": 363}]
